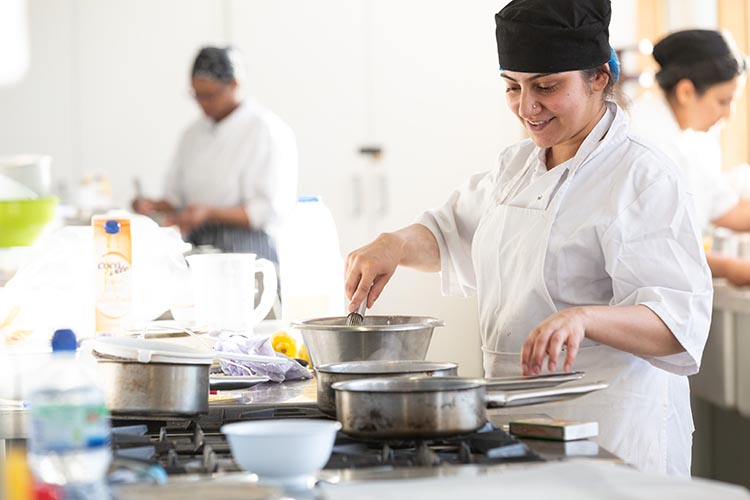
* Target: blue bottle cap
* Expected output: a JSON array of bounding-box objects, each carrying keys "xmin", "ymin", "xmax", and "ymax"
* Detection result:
[
  {"xmin": 104, "ymin": 220, "xmax": 120, "ymax": 234},
  {"xmin": 298, "ymin": 195, "xmax": 320, "ymax": 203},
  {"xmin": 51, "ymin": 329, "xmax": 77, "ymax": 352}
]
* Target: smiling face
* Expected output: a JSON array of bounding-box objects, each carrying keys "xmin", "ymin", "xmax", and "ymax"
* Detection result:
[{"xmin": 501, "ymin": 69, "xmax": 609, "ymax": 166}]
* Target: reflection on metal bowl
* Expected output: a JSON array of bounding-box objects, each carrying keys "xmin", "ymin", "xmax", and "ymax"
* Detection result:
[{"xmin": 291, "ymin": 315, "xmax": 444, "ymax": 367}]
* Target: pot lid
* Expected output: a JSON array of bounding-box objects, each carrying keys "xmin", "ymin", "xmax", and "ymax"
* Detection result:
[{"xmin": 88, "ymin": 337, "xmax": 215, "ymax": 365}]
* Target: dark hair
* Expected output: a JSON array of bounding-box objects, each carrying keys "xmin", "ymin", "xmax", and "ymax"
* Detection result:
[
  {"xmin": 656, "ymin": 56, "xmax": 744, "ymax": 96},
  {"xmin": 581, "ymin": 65, "xmax": 629, "ymax": 109}
]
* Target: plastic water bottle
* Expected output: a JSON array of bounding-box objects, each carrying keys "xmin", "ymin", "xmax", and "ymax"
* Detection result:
[
  {"xmin": 27, "ymin": 329, "xmax": 112, "ymax": 498},
  {"xmin": 279, "ymin": 196, "xmax": 345, "ymax": 321}
]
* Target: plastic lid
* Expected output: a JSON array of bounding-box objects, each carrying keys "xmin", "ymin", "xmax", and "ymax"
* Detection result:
[
  {"xmin": 104, "ymin": 220, "xmax": 120, "ymax": 234},
  {"xmin": 298, "ymin": 195, "xmax": 320, "ymax": 203},
  {"xmin": 51, "ymin": 329, "xmax": 77, "ymax": 352}
]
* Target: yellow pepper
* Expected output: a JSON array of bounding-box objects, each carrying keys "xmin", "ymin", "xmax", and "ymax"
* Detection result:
[
  {"xmin": 298, "ymin": 343, "xmax": 310, "ymax": 365},
  {"xmin": 270, "ymin": 330, "xmax": 297, "ymax": 358}
]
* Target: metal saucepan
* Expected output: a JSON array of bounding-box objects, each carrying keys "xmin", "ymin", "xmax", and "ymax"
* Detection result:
[
  {"xmin": 332, "ymin": 376, "xmax": 609, "ymax": 439},
  {"xmin": 97, "ymin": 360, "xmax": 209, "ymax": 416},
  {"xmin": 315, "ymin": 360, "xmax": 459, "ymax": 416},
  {"xmin": 291, "ymin": 315, "xmax": 444, "ymax": 367}
]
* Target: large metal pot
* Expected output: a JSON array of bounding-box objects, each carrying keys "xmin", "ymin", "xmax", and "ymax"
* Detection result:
[
  {"xmin": 332, "ymin": 376, "xmax": 609, "ymax": 439},
  {"xmin": 292, "ymin": 315, "xmax": 444, "ymax": 367},
  {"xmin": 315, "ymin": 360, "xmax": 458, "ymax": 416},
  {"xmin": 97, "ymin": 360, "xmax": 209, "ymax": 416}
]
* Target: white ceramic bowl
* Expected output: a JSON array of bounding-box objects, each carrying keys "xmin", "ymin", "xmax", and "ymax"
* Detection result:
[{"xmin": 221, "ymin": 419, "xmax": 341, "ymax": 486}]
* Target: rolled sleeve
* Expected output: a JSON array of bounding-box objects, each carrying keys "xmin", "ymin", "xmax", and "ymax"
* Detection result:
[
  {"xmin": 603, "ymin": 176, "xmax": 713, "ymax": 375},
  {"xmin": 417, "ymin": 169, "xmax": 499, "ymax": 298}
]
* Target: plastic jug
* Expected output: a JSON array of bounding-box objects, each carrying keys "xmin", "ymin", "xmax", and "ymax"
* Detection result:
[
  {"xmin": 186, "ymin": 253, "xmax": 277, "ymax": 333},
  {"xmin": 279, "ymin": 196, "xmax": 345, "ymax": 322}
]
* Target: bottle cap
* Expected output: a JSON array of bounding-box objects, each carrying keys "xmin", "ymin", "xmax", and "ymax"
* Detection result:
[
  {"xmin": 298, "ymin": 195, "xmax": 320, "ymax": 203},
  {"xmin": 104, "ymin": 220, "xmax": 121, "ymax": 234},
  {"xmin": 51, "ymin": 329, "xmax": 77, "ymax": 352}
]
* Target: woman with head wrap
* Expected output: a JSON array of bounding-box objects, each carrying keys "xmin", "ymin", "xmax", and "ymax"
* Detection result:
[
  {"xmin": 133, "ymin": 46, "xmax": 297, "ymax": 263},
  {"xmin": 630, "ymin": 31, "xmax": 750, "ymax": 286},
  {"xmin": 344, "ymin": 0, "xmax": 711, "ymax": 476}
]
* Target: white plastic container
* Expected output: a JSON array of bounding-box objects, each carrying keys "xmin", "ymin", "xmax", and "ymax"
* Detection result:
[
  {"xmin": 279, "ymin": 196, "xmax": 345, "ymax": 322},
  {"xmin": 27, "ymin": 329, "xmax": 112, "ymax": 488}
]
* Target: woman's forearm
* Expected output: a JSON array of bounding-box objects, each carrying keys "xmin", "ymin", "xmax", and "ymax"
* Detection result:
[
  {"xmin": 392, "ymin": 224, "xmax": 441, "ymax": 272},
  {"xmin": 581, "ymin": 304, "xmax": 683, "ymax": 356}
]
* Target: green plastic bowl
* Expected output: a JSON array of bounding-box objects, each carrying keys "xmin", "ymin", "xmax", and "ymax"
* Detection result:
[{"xmin": 0, "ymin": 197, "xmax": 58, "ymax": 247}]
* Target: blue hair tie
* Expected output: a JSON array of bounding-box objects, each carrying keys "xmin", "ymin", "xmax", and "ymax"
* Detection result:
[{"xmin": 608, "ymin": 46, "xmax": 620, "ymax": 83}]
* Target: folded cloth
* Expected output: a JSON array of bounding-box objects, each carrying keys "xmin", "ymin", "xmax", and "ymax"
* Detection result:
[{"xmin": 213, "ymin": 333, "xmax": 311, "ymax": 382}]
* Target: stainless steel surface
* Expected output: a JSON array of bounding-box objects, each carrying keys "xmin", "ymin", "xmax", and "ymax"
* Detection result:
[
  {"xmin": 315, "ymin": 360, "xmax": 458, "ymax": 416},
  {"xmin": 292, "ymin": 315, "xmax": 444, "ymax": 367},
  {"xmin": 332, "ymin": 377, "xmax": 609, "ymax": 439},
  {"xmin": 98, "ymin": 360, "xmax": 209, "ymax": 416},
  {"xmin": 481, "ymin": 371, "xmax": 585, "ymax": 390}
]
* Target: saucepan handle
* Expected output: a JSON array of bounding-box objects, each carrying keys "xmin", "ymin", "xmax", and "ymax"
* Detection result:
[
  {"xmin": 480, "ymin": 371, "xmax": 585, "ymax": 391},
  {"xmin": 484, "ymin": 380, "xmax": 609, "ymax": 408}
]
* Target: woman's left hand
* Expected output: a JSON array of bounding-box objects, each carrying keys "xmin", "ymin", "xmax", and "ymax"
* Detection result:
[{"xmin": 520, "ymin": 307, "xmax": 588, "ymax": 375}]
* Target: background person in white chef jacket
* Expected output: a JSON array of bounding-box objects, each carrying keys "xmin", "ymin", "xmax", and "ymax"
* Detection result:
[
  {"xmin": 630, "ymin": 30, "xmax": 747, "ymax": 235},
  {"xmin": 631, "ymin": 31, "xmax": 750, "ymax": 287},
  {"xmin": 345, "ymin": 0, "xmax": 711, "ymax": 477},
  {"xmin": 133, "ymin": 46, "xmax": 297, "ymax": 263}
]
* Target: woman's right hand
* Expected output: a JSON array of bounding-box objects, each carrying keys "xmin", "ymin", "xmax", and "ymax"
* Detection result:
[{"xmin": 345, "ymin": 233, "xmax": 404, "ymax": 313}]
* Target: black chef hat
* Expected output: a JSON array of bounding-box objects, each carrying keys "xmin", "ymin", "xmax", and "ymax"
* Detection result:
[
  {"xmin": 191, "ymin": 46, "xmax": 245, "ymax": 83},
  {"xmin": 653, "ymin": 30, "xmax": 745, "ymax": 93},
  {"xmin": 654, "ymin": 30, "xmax": 734, "ymax": 68},
  {"xmin": 495, "ymin": 0, "xmax": 611, "ymax": 73}
]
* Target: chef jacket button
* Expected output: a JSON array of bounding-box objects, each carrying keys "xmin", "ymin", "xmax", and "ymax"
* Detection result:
[{"xmin": 537, "ymin": 194, "xmax": 543, "ymax": 200}]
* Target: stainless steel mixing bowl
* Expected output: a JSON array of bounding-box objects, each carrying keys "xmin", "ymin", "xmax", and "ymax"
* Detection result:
[{"xmin": 291, "ymin": 315, "xmax": 444, "ymax": 367}]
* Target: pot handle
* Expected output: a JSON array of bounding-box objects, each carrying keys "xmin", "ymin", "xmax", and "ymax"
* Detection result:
[
  {"xmin": 480, "ymin": 371, "xmax": 585, "ymax": 391},
  {"xmin": 484, "ymin": 380, "xmax": 609, "ymax": 408}
]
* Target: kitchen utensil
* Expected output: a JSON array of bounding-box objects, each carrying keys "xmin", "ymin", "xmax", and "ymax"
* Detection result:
[
  {"xmin": 221, "ymin": 419, "xmax": 342, "ymax": 488},
  {"xmin": 332, "ymin": 376, "xmax": 609, "ymax": 439},
  {"xmin": 0, "ymin": 197, "xmax": 58, "ymax": 247},
  {"xmin": 97, "ymin": 359, "xmax": 209, "ymax": 416},
  {"xmin": 345, "ymin": 293, "xmax": 368, "ymax": 326},
  {"xmin": 186, "ymin": 253, "xmax": 277, "ymax": 334},
  {"xmin": 292, "ymin": 315, "xmax": 444, "ymax": 367},
  {"xmin": 209, "ymin": 375, "xmax": 270, "ymax": 391},
  {"xmin": 315, "ymin": 360, "xmax": 458, "ymax": 416}
]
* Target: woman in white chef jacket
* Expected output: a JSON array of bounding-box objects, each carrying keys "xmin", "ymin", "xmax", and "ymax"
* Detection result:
[
  {"xmin": 630, "ymin": 30, "xmax": 750, "ymax": 286},
  {"xmin": 630, "ymin": 29, "xmax": 748, "ymax": 234},
  {"xmin": 133, "ymin": 46, "xmax": 297, "ymax": 262},
  {"xmin": 344, "ymin": 0, "xmax": 711, "ymax": 477}
]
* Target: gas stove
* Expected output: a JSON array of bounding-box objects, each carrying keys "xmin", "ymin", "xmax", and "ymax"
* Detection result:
[{"xmin": 110, "ymin": 405, "xmax": 542, "ymax": 478}]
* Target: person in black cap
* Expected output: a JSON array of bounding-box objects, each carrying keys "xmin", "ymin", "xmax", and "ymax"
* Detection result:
[
  {"xmin": 132, "ymin": 46, "xmax": 298, "ymax": 263},
  {"xmin": 629, "ymin": 30, "xmax": 750, "ymax": 286},
  {"xmin": 343, "ymin": 0, "xmax": 710, "ymax": 477},
  {"xmin": 631, "ymin": 30, "xmax": 747, "ymax": 233}
]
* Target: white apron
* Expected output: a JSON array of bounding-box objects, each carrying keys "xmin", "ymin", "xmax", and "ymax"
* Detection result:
[{"xmin": 472, "ymin": 112, "xmax": 680, "ymax": 475}]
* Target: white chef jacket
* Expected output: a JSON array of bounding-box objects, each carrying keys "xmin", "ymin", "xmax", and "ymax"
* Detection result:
[
  {"xmin": 164, "ymin": 100, "xmax": 298, "ymax": 235},
  {"xmin": 629, "ymin": 91, "xmax": 738, "ymax": 231},
  {"xmin": 419, "ymin": 103, "xmax": 712, "ymax": 377},
  {"xmin": 419, "ymin": 103, "xmax": 713, "ymax": 475}
]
